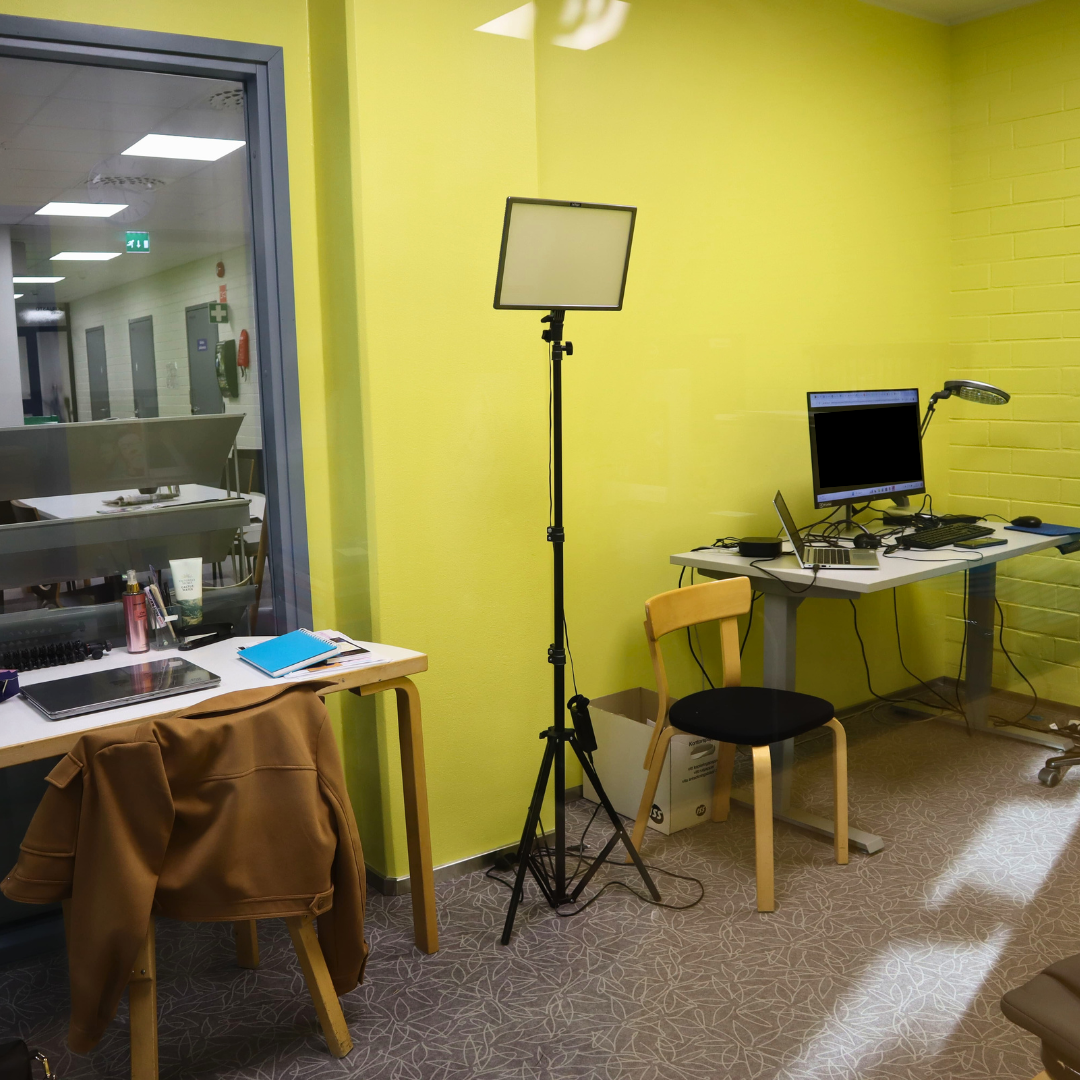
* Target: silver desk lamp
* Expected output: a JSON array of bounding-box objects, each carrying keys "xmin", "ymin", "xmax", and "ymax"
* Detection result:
[{"xmin": 920, "ymin": 379, "xmax": 1010, "ymax": 439}]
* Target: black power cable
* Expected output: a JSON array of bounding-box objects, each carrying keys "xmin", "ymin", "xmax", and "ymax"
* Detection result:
[
  {"xmin": 487, "ymin": 804, "xmax": 705, "ymax": 915},
  {"xmin": 956, "ymin": 570, "xmax": 971, "ymax": 733},
  {"xmin": 891, "ymin": 588, "xmax": 959, "ymax": 716},
  {"xmin": 677, "ymin": 565, "xmax": 716, "ymax": 688},
  {"xmin": 740, "ymin": 592, "xmax": 761, "ymax": 656},
  {"xmin": 993, "ymin": 597, "xmax": 1039, "ymax": 725},
  {"xmin": 848, "ymin": 598, "xmax": 949, "ymax": 711}
]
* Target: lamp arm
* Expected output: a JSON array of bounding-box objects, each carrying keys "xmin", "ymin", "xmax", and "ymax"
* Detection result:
[{"xmin": 920, "ymin": 390, "xmax": 947, "ymax": 440}]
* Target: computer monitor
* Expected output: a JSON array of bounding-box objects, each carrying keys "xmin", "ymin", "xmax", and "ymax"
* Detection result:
[{"xmin": 807, "ymin": 389, "xmax": 925, "ymax": 509}]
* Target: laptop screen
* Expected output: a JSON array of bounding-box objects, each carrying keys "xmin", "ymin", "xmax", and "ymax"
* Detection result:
[{"xmin": 773, "ymin": 491, "xmax": 803, "ymax": 554}]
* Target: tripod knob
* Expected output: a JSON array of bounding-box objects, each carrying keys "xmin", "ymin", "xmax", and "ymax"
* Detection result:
[{"xmin": 564, "ymin": 342, "xmax": 573, "ymax": 355}]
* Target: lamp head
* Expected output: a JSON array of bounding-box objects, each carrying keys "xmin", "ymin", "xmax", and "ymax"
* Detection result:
[{"xmin": 939, "ymin": 379, "xmax": 1010, "ymax": 406}]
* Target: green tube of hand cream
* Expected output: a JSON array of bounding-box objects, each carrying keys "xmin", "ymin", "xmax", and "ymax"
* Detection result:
[{"xmin": 169, "ymin": 557, "xmax": 203, "ymax": 626}]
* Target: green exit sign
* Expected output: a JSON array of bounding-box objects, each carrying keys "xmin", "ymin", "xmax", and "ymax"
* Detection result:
[{"xmin": 125, "ymin": 232, "xmax": 150, "ymax": 254}]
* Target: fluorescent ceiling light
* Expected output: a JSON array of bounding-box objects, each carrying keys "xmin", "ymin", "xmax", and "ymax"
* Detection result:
[
  {"xmin": 122, "ymin": 134, "xmax": 245, "ymax": 161},
  {"xmin": 13, "ymin": 293, "xmax": 22, "ymax": 299},
  {"xmin": 36, "ymin": 202, "xmax": 127, "ymax": 218},
  {"xmin": 50, "ymin": 251, "xmax": 122, "ymax": 261},
  {"xmin": 14, "ymin": 277, "xmax": 64, "ymax": 284}
]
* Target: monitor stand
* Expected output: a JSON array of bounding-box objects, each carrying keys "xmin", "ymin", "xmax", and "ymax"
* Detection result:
[{"xmin": 838, "ymin": 503, "xmax": 871, "ymax": 538}]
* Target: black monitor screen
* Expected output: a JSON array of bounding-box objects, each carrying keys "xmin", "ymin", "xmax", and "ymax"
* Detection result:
[{"xmin": 807, "ymin": 389, "xmax": 924, "ymax": 508}]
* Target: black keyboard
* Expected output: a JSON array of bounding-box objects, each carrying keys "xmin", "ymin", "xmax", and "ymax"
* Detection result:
[
  {"xmin": 0, "ymin": 640, "xmax": 109, "ymax": 673},
  {"xmin": 903, "ymin": 523, "xmax": 995, "ymax": 550}
]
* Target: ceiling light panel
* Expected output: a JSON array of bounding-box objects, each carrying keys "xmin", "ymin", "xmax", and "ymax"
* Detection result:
[
  {"xmin": 36, "ymin": 202, "xmax": 127, "ymax": 217},
  {"xmin": 50, "ymin": 251, "xmax": 122, "ymax": 261},
  {"xmin": 13, "ymin": 277, "xmax": 64, "ymax": 284},
  {"xmin": 122, "ymin": 134, "xmax": 245, "ymax": 161},
  {"xmin": 13, "ymin": 294, "xmax": 22, "ymax": 299}
]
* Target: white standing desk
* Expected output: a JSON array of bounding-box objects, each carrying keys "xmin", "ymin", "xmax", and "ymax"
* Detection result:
[
  {"xmin": 2, "ymin": 637, "xmax": 437, "ymax": 953},
  {"xmin": 672, "ymin": 524, "xmax": 1079, "ymax": 854},
  {"xmin": 16, "ymin": 485, "xmax": 266, "ymax": 524}
]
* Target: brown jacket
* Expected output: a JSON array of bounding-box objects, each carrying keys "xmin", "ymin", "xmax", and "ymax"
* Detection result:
[{"xmin": 2, "ymin": 683, "xmax": 367, "ymax": 1053}]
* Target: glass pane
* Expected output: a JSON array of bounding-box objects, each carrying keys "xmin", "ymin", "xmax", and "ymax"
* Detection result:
[{"xmin": 0, "ymin": 56, "xmax": 274, "ymax": 653}]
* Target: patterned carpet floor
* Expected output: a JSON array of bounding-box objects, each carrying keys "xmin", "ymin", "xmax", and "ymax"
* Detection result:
[{"xmin": 0, "ymin": 711, "xmax": 1078, "ymax": 1079}]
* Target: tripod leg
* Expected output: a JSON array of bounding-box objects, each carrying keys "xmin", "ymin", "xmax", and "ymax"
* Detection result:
[
  {"xmin": 573, "ymin": 742, "xmax": 662, "ymax": 901},
  {"xmin": 501, "ymin": 736, "xmax": 557, "ymax": 946},
  {"xmin": 568, "ymin": 829, "xmax": 621, "ymax": 901}
]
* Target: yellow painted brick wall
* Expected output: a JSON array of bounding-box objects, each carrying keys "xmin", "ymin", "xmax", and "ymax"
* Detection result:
[{"xmin": 950, "ymin": 0, "xmax": 1080, "ymax": 705}]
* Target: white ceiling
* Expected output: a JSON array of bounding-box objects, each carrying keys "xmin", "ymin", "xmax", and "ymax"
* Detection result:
[
  {"xmin": 858, "ymin": 0, "xmax": 1043, "ymax": 24},
  {"xmin": 0, "ymin": 57, "xmax": 250, "ymax": 305}
]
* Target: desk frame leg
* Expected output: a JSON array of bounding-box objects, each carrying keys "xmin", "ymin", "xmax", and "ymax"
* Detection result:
[
  {"xmin": 734, "ymin": 592, "xmax": 885, "ymax": 856},
  {"xmin": 938, "ymin": 564, "xmax": 1068, "ymax": 751},
  {"xmin": 358, "ymin": 677, "xmax": 438, "ymax": 954},
  {"xmin": 964, "ymin": 563, "xmax": 995, "ymax": 730}
]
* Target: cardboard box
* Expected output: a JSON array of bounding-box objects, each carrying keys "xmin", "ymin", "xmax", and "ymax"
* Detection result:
[{"xmin": 581, "ymin": 687, "xmax": 718, "ymax": 835}]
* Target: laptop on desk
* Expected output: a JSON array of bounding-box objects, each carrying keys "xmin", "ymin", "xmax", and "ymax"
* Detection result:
[{"xmin": 773, "ymin": 490, "xmax": 879, "ymax": 570}]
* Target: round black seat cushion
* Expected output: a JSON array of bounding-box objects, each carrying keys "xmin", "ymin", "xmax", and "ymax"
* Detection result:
[{"xmin": 669, "ymin": 686, "xmax": 835, "ymax": 746}]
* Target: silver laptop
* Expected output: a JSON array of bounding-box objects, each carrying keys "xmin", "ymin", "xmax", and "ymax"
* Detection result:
[{"xmin": 773, "ymin": 491, "xmax": 879, "ymax": 570}]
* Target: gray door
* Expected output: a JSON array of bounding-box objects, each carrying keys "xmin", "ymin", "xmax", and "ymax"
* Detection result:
[
  {"xmin": 128, "ymin": 315, "xmax": 159, "ymax": 418},
  {"xmin": 185, "ymin": 304, "xmax": 222, "ymax": 415},
  {"xmin": 85, "ymin": 326, "xmax": 110, "ymax": 421}
]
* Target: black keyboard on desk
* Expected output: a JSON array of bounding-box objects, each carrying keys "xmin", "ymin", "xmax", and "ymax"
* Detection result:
[{"xmin": 902, "ymin": 523, "xmax": 995, "ymax": 550}]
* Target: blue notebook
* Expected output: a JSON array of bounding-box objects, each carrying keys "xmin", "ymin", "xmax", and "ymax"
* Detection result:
[
  {"xmin": 1004, "ymin": 523, "xmax": 1080, "ymax": 537},
  {"xmin": 237, "ymin": 630, "xmax": 338, "ymax": 678}
]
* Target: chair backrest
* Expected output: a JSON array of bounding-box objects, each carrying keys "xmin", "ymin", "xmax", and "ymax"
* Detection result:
[{"xmin": 644, "ymin": 577, "xmax": 751, "ymax": 731}]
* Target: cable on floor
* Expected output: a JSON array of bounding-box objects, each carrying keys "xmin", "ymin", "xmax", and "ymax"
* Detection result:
[{"xmin": 486, "ymin": 802, "xmax": 705, "ymax": 915}]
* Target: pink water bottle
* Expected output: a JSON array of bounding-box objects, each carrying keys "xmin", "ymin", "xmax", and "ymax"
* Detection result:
[{"xmin": 123, "ymin": 570, "xmax": 149, "ymax": 654}]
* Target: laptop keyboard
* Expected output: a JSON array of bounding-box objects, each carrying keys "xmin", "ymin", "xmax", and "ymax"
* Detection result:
[{"xmin": 806, "ymin": 546, "xmax": 851, "ymax": 565}]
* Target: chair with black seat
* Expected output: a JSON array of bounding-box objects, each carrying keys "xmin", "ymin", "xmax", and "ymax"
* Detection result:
[
  {"xmin": 629, "ymin": 576, "xmax": 848, "ymax": 912},
  {"xmin": 1001, "ymin": 952, "xmax": 1080, "ymax": 1080}
]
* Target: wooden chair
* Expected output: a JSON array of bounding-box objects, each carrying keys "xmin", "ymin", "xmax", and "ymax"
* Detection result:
[
  {"xmin": 630, "ymin": 576, "xmax": 848, "ymax": 912},
  {"xmin": 73, "ymin": 907, "xmax": 353, "ymax": 1080}
]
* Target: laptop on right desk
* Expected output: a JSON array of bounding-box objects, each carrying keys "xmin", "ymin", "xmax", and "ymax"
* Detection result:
[{"xmin": 773, "ymin": 490, "xmax": 879, "ymax": 570}]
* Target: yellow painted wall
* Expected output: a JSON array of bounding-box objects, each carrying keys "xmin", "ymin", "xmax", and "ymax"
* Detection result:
[
  {"xmin": 345, "ymin": 0, "xmax": 953, "ymax": 876},
  {"xmin": 531, "ymin": 0, "xmax": 952, "ymax": 718},
  {"xmin": 949, "ymin": 0, "xmax": 1080, "ymax": 705},
  {"xmin": 6, "ymin": 0, "xmax": 1032, "ymax": 881}
]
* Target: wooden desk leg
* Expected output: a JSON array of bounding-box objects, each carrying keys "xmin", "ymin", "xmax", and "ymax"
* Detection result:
[
  {"xmin": 234, "ymin": 920, "xmax": 259, "ymax": 968},
  {"xmin": 393, "ymin": 679, "xmax": 438, "ymax": 954},
  {"xmin": 129, "ymin": 919, "xmax": 158, "ymax": 1080},
  {"xmin": 358, "ymin": 677, "xmax": 438, "ymax": 953}
]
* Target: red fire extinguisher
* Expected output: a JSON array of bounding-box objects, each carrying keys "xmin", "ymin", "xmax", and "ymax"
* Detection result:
[{"xmin": 237, "ymin": 329, "xmax": 250, "ymax": 379}]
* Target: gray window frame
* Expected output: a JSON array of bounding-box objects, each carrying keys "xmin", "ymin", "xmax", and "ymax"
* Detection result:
[{"xmin": 0, "ymin": 14, "xmax": 312, "ymax": 631}]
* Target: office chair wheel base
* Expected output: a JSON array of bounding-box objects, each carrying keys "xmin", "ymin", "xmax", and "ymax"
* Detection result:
[{"xmin": 1039, "ymin": 767, "xmax": 1063, "ymax": 788}]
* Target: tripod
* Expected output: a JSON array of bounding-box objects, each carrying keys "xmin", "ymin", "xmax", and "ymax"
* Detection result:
[{"xmin": 501, "ymin": 309, "xmax": 660, "ymax": 946}]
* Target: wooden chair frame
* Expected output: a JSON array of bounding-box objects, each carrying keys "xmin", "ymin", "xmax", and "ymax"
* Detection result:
[
  {"xmin": 66, "ymin": 904, "xmax": 354, "ymax": 1080},
  {"xmin": 630, "ymin": 576, "xmax": 848, "ymax": 912}
]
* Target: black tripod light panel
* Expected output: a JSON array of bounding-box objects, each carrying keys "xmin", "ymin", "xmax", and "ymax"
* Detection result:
[
  {"xmin": 493, "ymin": 194, "xmax": 656, "ymax": 945},
  {"xmin": 493, "ymin": 197, "xmax": 636, "ymax": 311}
]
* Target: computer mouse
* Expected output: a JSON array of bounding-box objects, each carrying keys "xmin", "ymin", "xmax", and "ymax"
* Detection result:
[
  {"xmin": 1011, "ymin": 515, "xmax": 1042, "ymax": 529},
  {"xmin": 853, "ymin": 532, "xmax": 881, "ymax": 549}
]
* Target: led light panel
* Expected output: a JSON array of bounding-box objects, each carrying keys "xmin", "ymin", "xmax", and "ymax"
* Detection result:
[
  {"xmin": 122, "ymin": 134, "xmax": 245, "ymax": 161},
  {"xmin": 50, "ymin": 252, "xmax": 122, "ymax": 261},
  {"xmin": 35, "ymin": 202, "xmax": 127, "ymax": 217}
]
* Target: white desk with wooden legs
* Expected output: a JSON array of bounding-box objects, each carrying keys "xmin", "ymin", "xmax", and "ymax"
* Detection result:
[
  {"xmin": 672, "ymin": 523, "xmax": 1078, "ymax": 856},
  {"xmin": 1, "ymin": 636, "xmax": 437, "ymax": 955}
]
